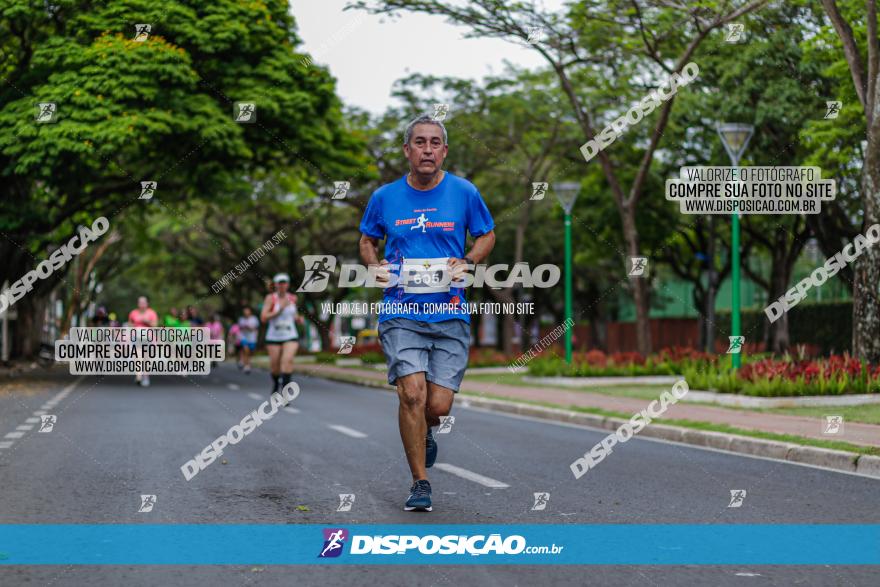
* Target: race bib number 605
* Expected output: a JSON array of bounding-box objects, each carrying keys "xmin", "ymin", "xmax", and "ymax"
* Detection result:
[{"xmin": 401, "ymin": 257, "xmax": 451, "ymax": 294}]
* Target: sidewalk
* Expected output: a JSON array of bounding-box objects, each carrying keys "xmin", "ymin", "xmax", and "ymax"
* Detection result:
[{"xmin": 292, "ymin": 363, "xmax": 880, "ymax": 449}]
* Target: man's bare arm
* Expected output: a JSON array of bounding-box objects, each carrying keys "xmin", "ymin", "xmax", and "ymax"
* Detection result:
[
  {"xmin": 359, "ymin": 234, "xmax": 381, "ymax": 265},
  {"xmin": 359, "ymin": 233, "xmax": 390, "ymax": 285},
  {"xmin": 448, "ymin": 230, "xmax": 496, "ymax": 278},
  {"xmin": 465, "ymin": 230, "xmax": 496, "ymax": 264}
]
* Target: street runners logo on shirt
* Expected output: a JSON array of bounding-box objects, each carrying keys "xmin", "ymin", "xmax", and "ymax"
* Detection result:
[
  {"xmin": 319, "ymin": 528, "xmax": 348, "ymax": 558},
  {"xmin": 395, "ymin": 212, "xmax": 456, "ymax": 233}
]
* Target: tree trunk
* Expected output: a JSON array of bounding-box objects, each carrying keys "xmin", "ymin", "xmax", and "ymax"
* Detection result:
[
  {"xmin": 318, "ymin": 320, "xmax": 332, "ymax": 352},
  {"xmin": 622, "ymin": 206, "xmax": 651, "ymax": 355},
  {"xmin": 766, "ymin": 247, "xmax": 794, "ymax": 354},
  {"xmin": 853, "ymin": 128, "xmax": 880, "ymax": 361},
  {"xmin": 703, "ymin": 216, "xmax": 717, "ymax": 352},
  {"xmin": 14, "ymin": 294, "xmax": 48, "ymax": 358},
  {"xmin": 487, "ymin": 287, "xmax": 516, "ymax": 355}
]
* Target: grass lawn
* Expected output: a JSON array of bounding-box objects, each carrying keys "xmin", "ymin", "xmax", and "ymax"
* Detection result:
[
  {"xmin": 757, "ymin": 403, "xmax": 880, "ymax": 426},
  {"xmin": 463, "ymin": 372, "xmax": 670, "ymax": 400},
  {"xmin": 307, "ymin": 363, "xmax": 880, "ymax": 427},
  {"xmin": 465, "ymin": 392, "xmax": 880, "ymax": 457},
  {"xmin": 465, "ymin": 372, "xmax": 880, "ymax": 425}
]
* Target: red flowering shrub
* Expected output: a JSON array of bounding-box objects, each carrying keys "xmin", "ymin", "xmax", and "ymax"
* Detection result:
[
  {"xmin": 610, "ymin": 352, "xmax": 645, "ymax": 365},
  {"xmin": 658, "ymin": 346, "xmax": 715, "ymax": 363},
  {"xmin": 582, "ymin": 349, "xmax": 608, "ymax": 367},
  {"xmin": 738, "ymin": 354, "xmax": 877, "ymax": 385},
  {"xmin": 468, "ymin": 348, "xmax": 510, "ymax": 367}
]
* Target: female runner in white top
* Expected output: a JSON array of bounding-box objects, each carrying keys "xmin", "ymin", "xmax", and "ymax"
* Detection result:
[{"xmin": 260, "ymin": 273, "xmax": 303, "ymax": 394}]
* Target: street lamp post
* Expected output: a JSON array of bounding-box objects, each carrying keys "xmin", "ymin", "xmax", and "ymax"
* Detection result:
[
  {"xmin": 554, "ymin": 182, "xmax": 580, "ymax": 364},
  {"xmin": 716, "ymin": 123, "xmax": 754, "ymax": 369}
]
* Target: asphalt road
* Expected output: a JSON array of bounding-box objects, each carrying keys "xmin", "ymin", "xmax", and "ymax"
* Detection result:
[{"xmin": 0, "ymin": 365, "xmax": 877, "ymax": 585}]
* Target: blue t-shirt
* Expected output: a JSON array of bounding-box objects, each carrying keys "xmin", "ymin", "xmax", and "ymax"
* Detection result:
[{"xmin": 359, "ymin": 172, "xmax": 495, "ymax": 323}]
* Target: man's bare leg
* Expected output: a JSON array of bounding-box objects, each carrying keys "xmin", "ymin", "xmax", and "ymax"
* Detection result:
[
  {"xmin": 425, "ymin": 382, "xmax": 454, "ymax": 427},
  {"xmin": 397, "ymin": 372, "xmax": 429, "ymax": 482}
]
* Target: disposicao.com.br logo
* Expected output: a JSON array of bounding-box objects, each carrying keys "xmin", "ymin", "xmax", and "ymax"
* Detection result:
[{"xmin": 318, "ymin": 528, "xmax": 563, "ymax": 558}]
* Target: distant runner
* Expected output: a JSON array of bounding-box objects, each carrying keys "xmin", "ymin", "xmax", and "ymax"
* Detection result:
[
  {"xmin": 128, "ymin": 296, "xmax": 158, "ymax": 387},
  {"xmin": 358, "ymin": 114, "xmax": 496, "ymax": 512},
  {"xmin": 163, "ymin": 307, "xmax": 183, "ymax": 328},
  {"xmin": 237, "ymin": 306, "xmax": 259, "ymax": 374},
  {"xmin": 206, "ymin": 314, "xmax": 224, "ymax": 368},
  {"xmin": 260, "ymin": 273, "xmax": 303, "ymax": 394}
]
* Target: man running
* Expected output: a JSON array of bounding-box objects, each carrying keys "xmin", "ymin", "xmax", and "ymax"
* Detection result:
[
  {"xmin": 358, "ymin": 114, "xmax": 496, "ymax": 512},
  {"xmin": 260, "ymin": 273, "xmax": 303, "ymax": 394},
  {"xmin": 128, "ymin": 296, "xmax": 158, "ymax": 387}
]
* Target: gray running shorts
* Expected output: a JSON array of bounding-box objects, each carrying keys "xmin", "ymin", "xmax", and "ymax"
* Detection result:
[{"xmin": 378, "ymin": 317, "xmax": 471, "ymax": 392}]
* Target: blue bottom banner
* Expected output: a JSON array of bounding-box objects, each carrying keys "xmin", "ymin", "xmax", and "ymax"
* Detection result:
[{"xmin": 0, "ymin": 524, "xmax": 878, "ymax": 565}]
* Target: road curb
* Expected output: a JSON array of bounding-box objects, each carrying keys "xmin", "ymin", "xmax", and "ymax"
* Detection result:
[
  {"xmin": 457, "ymin": 395, "xmax": 878, "ymax": 479},
  {"xmin": 295, "ymin": 369, "xmax": 880, "ymax": 480}
]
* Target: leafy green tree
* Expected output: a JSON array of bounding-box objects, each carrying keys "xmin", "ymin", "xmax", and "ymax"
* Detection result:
[
  {"xmin": 0, "ymin": 0, "xmax": 367, "ymax": 355},
  {"xmin": 351, "ymin": 0, "xmax": 770, "ymax": 355},
  {"xmin": 808, "ymin": 0, "xmax": 880, "ymax": 361}
]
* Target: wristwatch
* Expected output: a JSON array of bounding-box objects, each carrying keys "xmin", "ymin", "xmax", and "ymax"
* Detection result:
[{"xmin": 463, "ymin": 256, "xmax": 476, "ymax": 266}]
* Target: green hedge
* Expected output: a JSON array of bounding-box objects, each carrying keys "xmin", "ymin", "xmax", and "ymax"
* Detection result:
[
  {"xmin": 716, "ymin": 300, "xmax": 852, "ymax": 354},
  {"xmin": 358, "ymin": 351, "xmax": 385, "ymax": 364},
  {"xmin": 527, "ymin": 355, "xmax": 702, "ymax": 377}
]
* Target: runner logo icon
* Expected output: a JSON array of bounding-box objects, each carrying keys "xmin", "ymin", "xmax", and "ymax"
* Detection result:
[
  {"xmin": 140, "ymin": 181, "xmax": 157, "ymax": 200},
  {"xmin": 297, "ymin": 255, "xmax": 337, "ymax": 293},
  {"xmin": 823, "ymin": 415, "xmax": 844, "ymax": 435},
  {"xmin": 36, "ymin": 102, "xmax": 57, "ymax": 123},
  {"xmin": 337, "ymin": 494, "xmax": 355, "ymax": 512},
  {"xmin": 319, "ymin": 528, "xmax": 348, "ymax": 558},
  {"xmin": 531, "ymin": 182, "xmax": 548, "ymax": 200},
  {"xmin": 337, "ymin": 336, "xmax": 356, "ymax": 355},
  {"xmin": 411, "ymin": 213, "xmax": 428, "ymax": 233},
  {"xmin": 531, "ymin": 492, "xmax": 549, "ymax": 511},
  {"xmin": 332, "ymin": 181, "xmax": 350, "ymax": 199},
  {"xmin": 728, "ymin": 489, "xmax": 746, "ymax": 508},
  {"xmin": 726, "ymin": 336, "xmax": 744, "ymax": 354},
  {"xmin": 825, "ymin": 101, "xmax": 841, "ymax": 119},
  {"xmin": 133, "ymin": 24, "xmax": 151, "ymax": 41},
  {"xmin": 39, "ymin": 414, "xmax": 56, "ymax": 432},
  {"xmin": 437, "ymin": 415, "xmax": 455, "ymax": 434},
  {"xmin": 138, "ymin": 494, "xmax": 156, "ymax": 513},
  {"xmin": 629, "ymin": 257, "xmax": 648, "ymax": 276}
]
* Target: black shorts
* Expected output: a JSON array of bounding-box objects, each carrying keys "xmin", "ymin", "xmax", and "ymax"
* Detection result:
[{"xmin": 265, "ymin": 338, "xmax": 299, "ymax": 345}]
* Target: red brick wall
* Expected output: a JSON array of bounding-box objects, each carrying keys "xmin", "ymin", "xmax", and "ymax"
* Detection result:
[{"xmin": 539, "ymin": 318, "xmax": 701, "ymax": 354}]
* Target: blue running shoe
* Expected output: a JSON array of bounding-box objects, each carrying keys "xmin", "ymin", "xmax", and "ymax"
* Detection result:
[
  {"xmin": 404, "ymin": 480, "xmax": 432, "ymax": 512},
  {"xmin": 425, "ymin": 428, "xmax": 437, "ymax": 468}
]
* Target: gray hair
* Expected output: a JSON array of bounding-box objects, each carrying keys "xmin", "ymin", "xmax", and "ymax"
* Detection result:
[{"xmin": 403, "ymin": 114, "xmax": 448, "ymax": 146}]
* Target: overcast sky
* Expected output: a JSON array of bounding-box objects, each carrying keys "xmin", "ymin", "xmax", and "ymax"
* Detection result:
[{"xmin": 290, "ymin": 0, "xmax": 560, "ymax": 115}]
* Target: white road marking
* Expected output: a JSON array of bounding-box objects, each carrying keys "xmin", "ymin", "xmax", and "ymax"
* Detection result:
[
  {"xmin": 1, "ymin": 380, "xmax": 81, "ymax": 446},
  {"xmin": 57, "ymin": 378, "xmax": 81, "ymax": 396},
  {"xmin": 283, "ymin": 407, "xmax": 300, "ymax": 414},
  {"xmin": 433, "ymin": 463, "xmax": 510, "ymax": 488},
  {"xmin": 735, "ymin": 573, "xmax": 762, "ymax": 577},
  {"xmin": 327, "ymin": 424, "xmax": 367, "ymax": 439},
  {"xmin": 227, "ymin": 383, "xmax": 240, "ymax": 390},
  {"xmin": 248, "ymin": 392, "xmax": 264, "ymax": 401}
]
